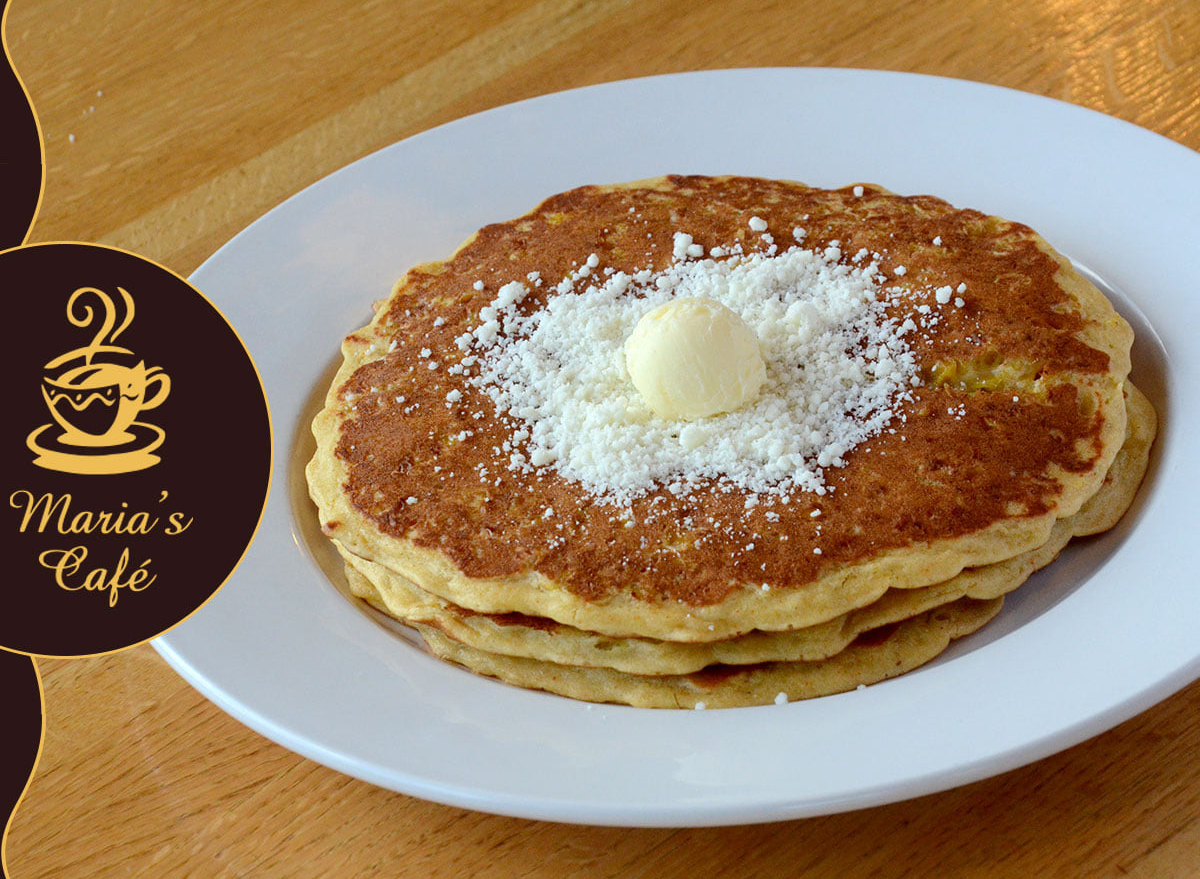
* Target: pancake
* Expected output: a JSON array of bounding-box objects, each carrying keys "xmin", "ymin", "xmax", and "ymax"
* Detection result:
[
  {"xmin": 344, "ymin": 548, "xmax": 1015, "ymax": 676},
  {"xmin": 1069, "ymin": 382, "xmax": 1156, "ymax": 535},
  {"xmin": 307, "ymin": 175, "xmax": 1136, "ymax": 644},
  {"xmin": 335, "ymin": 382, "xmax": 1153, "ymax": 677},
  {"xmin": 410, "ymin": 597, "xmax": 1004, "ymax": 710}
]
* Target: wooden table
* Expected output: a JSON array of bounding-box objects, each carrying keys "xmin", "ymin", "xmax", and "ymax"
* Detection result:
[{"xmin": 7, "ymin": 1, "xmax": 1200, "ymax": 876}]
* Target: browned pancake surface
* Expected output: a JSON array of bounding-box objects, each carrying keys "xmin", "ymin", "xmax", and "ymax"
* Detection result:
[{"xmin": 328, "ymin": 176, "xmax": 1126, "ymax": 610}]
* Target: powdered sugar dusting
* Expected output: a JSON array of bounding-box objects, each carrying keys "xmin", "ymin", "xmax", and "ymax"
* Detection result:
[{"xmin": 453, "ymin": 221, "xmax": 934, "ymax": 506}]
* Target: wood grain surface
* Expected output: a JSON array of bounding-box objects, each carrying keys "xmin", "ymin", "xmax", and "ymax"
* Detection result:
[{"xmin": 6, "ymin": 0, "xmax": 1200, "ymax": 876}]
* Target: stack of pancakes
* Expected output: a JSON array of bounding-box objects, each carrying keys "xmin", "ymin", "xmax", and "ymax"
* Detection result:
[{"xmin": 307, "ymin": 176, "xmax": 1154, "ymax": 708}]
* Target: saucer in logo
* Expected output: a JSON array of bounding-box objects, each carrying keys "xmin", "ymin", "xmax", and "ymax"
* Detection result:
[{"xmin": 26, "ymin": 286, "xmax": 171, "ymax": 474}]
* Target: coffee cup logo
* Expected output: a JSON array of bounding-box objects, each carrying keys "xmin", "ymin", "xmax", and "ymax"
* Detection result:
[{"xmin": 27, "ymin": 287, "xmax": 171, "ymax": 474}]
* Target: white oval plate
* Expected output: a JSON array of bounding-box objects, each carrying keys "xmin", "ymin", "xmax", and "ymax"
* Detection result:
[{"xmin": 154, "ymin": 69, "xmax": 1200, "ymax": 827}]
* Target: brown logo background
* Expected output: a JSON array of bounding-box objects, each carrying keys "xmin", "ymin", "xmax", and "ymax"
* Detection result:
[{"xmin": 2, "ymin": 243, "xmax": 271, "ymax": 656}]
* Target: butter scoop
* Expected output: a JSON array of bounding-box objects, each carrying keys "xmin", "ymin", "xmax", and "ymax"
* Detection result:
[{"xmin": 624, "ymin": 298, "xmax": 766, "ymax": 420}]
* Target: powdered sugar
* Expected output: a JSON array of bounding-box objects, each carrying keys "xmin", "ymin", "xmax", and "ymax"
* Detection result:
[{"xmin": 453, "ymin": 223, "xmax": 929, "ymax": 505}]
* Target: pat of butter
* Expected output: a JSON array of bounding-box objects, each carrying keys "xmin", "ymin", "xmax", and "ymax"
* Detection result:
[{"xmin": 624, "ymin": 298, "xmax": 766, "ymax": 419}]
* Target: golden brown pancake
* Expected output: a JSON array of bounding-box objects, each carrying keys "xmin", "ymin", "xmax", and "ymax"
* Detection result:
[
  {"xmin": 307, "ymin": 176, "xmax": 1136, "ymax": 647},
  {"xmin": 334, "ymin": 382, "xmax": 1152, "ymax": 683},
  {"xmin": 408, "ymin": 597, "xmax": 1005, "ymax": 710}
]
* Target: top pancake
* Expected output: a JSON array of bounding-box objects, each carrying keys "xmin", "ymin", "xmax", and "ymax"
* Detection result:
[{"xmin": 307, "ymin": 175, "xmax": 1134, "ymax": 641}]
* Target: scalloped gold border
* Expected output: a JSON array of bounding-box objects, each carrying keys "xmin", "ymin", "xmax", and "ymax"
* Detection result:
[
  {"xmin": 0, "ymin": 655, "xmax": 44, "ymax": 879},
  {"xmin": 1, "ymin": 0, "xmax": 46, "ymax": 245}
]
